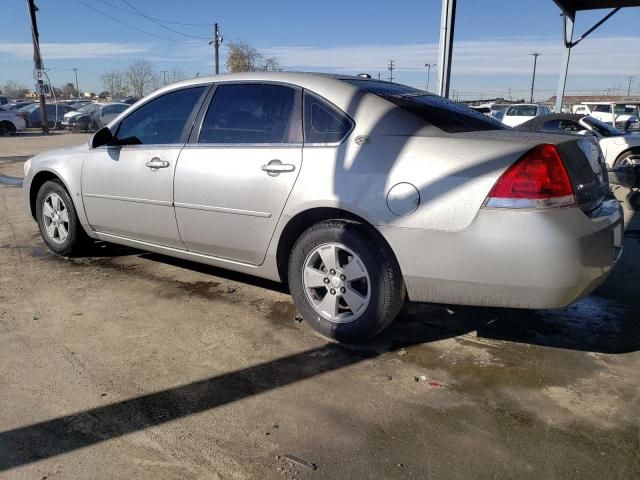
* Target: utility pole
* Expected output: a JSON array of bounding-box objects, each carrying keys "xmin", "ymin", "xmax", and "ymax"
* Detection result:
[
  {"xmin": 530, "ymin": 52, "xmax": 540, "ymax": 103},
  {"xmin": 160, "ymin": 70, "xmax": 168, "ymax": 85},
  {"xmin": 72, "ymin": 67, "xmax": 79, "ymax": 98},
  {"xmin": 26, "ymin": 0, "xmax": 48, "ymax": 133},
  {"xmin": 209, "ymin": 23, "xmax": 223, "ymax": 74},
  {"xmin": 626, "ymin": 76, "xmax": 634, "ymax": 96},
  {"xmin": 425, "ymin": 63, "xmax": 436, "ymax": 92},
  {"xmin": 388, "ymin": 60, "xmax": 395, "ymax": 82}
]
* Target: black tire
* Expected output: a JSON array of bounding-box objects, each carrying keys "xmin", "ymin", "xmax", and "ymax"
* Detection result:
[
  {"xmin": 0, "ymin": 121, "xmax": 16, "ymax": 136},
  {"xmin": 614, "ymin": 148, "xmax": 640, "ymax": 168},
  {"xmin": 288, "ymin": 220, "xmax": 405, "ymax": 342},
  {"xmin": 35, "ymin": 180, "xmax": 89, "ymax": 256}
]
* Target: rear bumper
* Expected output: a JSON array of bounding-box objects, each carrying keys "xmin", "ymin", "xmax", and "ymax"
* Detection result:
[{"xmin": 380, "ymin": 199, "xmax": 623, "ymax": 309}]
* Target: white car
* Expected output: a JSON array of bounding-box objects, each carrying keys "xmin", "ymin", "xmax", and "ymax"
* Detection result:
[
  {"xmin": 0, "ymin": 110, "xmax": 26, "ymax": 135},
  {"xmin": 502, "ymin": 103, "xmax": 551, "ymax": 127},
  {"xmin": 517, "ymin": 113, "xmax": 640, "ymax": 168},
  {"xmin": 61, "ymin": 103, "xmax": 100, "ymax": 128},
  {"xmin": 572, "ymin": 102, "xmax": 640, "ymax": 130}
]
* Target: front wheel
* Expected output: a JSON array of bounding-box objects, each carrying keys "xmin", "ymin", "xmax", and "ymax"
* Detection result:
[
  {"xmin": 288, "ymin": 221, "xmax": 405, "ymax": 342},
  {"xmin": 36, "ymin": 180, "xmax": 89, "ymax": 256}
]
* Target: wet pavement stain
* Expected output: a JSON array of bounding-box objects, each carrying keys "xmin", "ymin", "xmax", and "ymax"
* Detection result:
[{"xmin": 262, "ymin": 300, "xmax": 299, "ymax": 330}]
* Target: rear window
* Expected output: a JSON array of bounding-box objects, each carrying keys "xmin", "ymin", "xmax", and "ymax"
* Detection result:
[
  {"xmin": 506, "ymin": 105, "xmax": 537, "ymax": 117},
  {"xmin": 341, "ymin": 79, "xmax": 505, "ymax": 133}
]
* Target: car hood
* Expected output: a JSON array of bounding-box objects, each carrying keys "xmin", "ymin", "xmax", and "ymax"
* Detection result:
[{"xmin": 30, "ymin": 143, "xmax": 89, "ymax": 164}]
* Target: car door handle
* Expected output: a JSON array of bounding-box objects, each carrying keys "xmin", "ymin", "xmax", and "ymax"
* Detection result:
[
  {"xmin": 261, "ymin": 160, "xmax": 295, "ymax": 176},
  {"xmin": 145, "ymin": 158, "xmax": 170, "ymax": 170}
]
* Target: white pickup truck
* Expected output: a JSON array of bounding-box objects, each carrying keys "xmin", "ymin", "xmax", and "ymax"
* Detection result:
[
  {"xmin": 0, "ymin": 109, "xmax": 26, "ymax": 135},
  {"xmin": 572, "ymin": 102, "xmax": 640, "ymax": 130}
]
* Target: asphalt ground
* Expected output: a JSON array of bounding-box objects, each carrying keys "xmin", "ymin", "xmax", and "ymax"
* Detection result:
[{"xmin": 0, "ymin": 132, "xmax": 638, "ymax": 479}]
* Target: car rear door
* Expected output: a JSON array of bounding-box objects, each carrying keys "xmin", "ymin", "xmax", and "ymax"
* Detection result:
[
  {"xmin": 173, "ymin": 82, "xmax": 303, "ymax": 265},
  {"xmin": 82, "ymin": 86, "xmax": 208, "ymax": 247}
]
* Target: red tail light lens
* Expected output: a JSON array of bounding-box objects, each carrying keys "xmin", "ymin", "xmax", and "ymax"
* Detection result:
[{"xmin": 485, "ymin": 144, "xmax": 575, "ymax": 209}]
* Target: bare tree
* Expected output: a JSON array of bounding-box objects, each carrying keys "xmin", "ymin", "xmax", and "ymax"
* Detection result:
[
  {"xmin": 2, "ymin": 81, "xmax": 29, "ymax": 98},
  {"xmin": 125, "ymin": 60, "xmax": 155, "ymax": 98},
  {"xmin": 262, "ymin": 57, "xmax": 283, "ymax": 72},
  {"xmin": 225, "ymin": 41, "xmax": 282, "ymax": 73},
  {"xmin": 62, "ymin": 82, "xmax": 78, "ymax": 99},
  {"xmin": 101, "ymin": 70, "xmax": 125, "ymax": 98},
  {"xmin": 167, "ymin": 66, "xmax": 187, "ymax": 83}
]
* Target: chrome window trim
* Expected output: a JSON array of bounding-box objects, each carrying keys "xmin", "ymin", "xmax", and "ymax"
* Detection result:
[{"xmin": 180, "ymin": 143, "xmax": 303, "ymax": 149}]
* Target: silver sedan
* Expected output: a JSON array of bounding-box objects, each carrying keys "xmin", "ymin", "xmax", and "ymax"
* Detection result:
[{"xmin": 23, "ymin": 72, "xmax": 623, "ymax": 342}]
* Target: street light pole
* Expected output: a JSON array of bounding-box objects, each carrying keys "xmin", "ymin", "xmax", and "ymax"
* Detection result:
[
  {"xmin": 530, "ymin": 52, "xmax": 541, "ymax": 103},
  {"xmin": 425, "ymin": 63, "xmax": 436, "ymax": 92},
  {"xmin": 72, "ymin": 68, "xmax": 79, "ymax": 98}
]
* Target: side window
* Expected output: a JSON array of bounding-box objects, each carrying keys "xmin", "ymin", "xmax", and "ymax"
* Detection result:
[
  {"xmin": 116, "ymin": 86, "xmax": 206, "ymax": 145},
  {"xmin": 102, "ymin": 106, "xmax": 115, "ymax": 116},
  {"xmin": 198, "ymin": 84, "xmax": 301, "ymax": 144},
  {"xmin": 303, "ymin": 92, "xmax": 352, "ymax": 143}
]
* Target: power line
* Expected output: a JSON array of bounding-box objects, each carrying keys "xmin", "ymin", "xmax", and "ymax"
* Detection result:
[
  {"xmin": 77, "ymin": 1, "xmax": 195, "ymax": 43},
  {"xmin": 93, "ymin": 0, "xmax": 210, "ymax": 27},
  {"xmin": 118, "ymin": 0, "xmax": 210, "ymax": 40}
]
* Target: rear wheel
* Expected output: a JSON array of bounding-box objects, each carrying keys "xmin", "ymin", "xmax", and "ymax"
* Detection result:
[
  {"xmin": 36, "ymin": 180, "xmax": 89, "ymax": 256},
  {"xmin": 288, "ymin": 220, "xmax": 405, "ymax": 342},
  {"xmin": 614, "ymin": 149, "xmax": 640, "ymax": 168}
]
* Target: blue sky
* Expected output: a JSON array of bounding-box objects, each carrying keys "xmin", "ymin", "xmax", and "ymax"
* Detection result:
[{"xmin": 1, "ymin": 0, "xmax": 639, "ymax": 100}]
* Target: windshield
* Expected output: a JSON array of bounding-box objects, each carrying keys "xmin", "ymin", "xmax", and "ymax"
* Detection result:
[
  {"xmin": 582, "ymin": 116, "xmax": 624, "ymax": 137},
  {"xmin": 78, "ymin": 103, "xmax": 99, "ymax": 113},
  {"xmin": 614, "ymin": 105, "xmax": 639, "ymax": 115},
  {"xmin": 342, "ymin": 79, "xmax": 506, "ymax": 133}
]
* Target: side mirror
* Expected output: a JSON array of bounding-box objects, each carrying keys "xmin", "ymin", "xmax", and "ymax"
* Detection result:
[{"xmin": 90, "ymin": 126, "xmax": 115, "ymax": 148}]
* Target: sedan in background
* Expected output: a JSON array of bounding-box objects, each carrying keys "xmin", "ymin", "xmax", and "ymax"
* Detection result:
[
  {"xmin": 517, "ymin": 113, "xmax": 640, "ymax": 168},
  {"xmin": 61, "ymin": 102, "xmax": 100, "ymax": 130},
  {"xmin": 23, "ymin": 73, "xmax": 622, "ymax": 342},
  {"xmin": 89, "ymin": 102, "xmax": 130, "ymax": 130},
  {"xmin": 17, "ymin": 103, "xmax": 75, "ymax": 128}
]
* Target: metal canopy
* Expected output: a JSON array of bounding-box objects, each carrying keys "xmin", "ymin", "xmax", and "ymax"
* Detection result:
[
  {"xmin": 437, "ymin": 0, "xmax": 640, "ymax": 105},
  {"xmin": 554, "ymin": 0, "xmax": 640, "ymax": 16}
]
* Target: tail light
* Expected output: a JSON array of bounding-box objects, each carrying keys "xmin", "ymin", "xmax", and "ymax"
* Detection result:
[{"xmin": 484, "ymin": 144, "xmax": 575, "ymax": 209}]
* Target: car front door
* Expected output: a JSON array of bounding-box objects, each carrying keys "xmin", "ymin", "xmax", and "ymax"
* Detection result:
[
  {"xmin": 82, "ymin": 85, "xmax": 208, "ymax": 248},
  {"xmin": 174, "ymin": 83, "xmax": 303, "ymax": 265}
]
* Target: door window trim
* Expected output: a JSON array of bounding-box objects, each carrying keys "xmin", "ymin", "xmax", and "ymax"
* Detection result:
[
  {"xmin": 189, "ymin": 80, "xmax": 304, "ymax": 146},
  {"xmin": 108, "ymin": 84, "xmax": 212, "ymax": 148}
]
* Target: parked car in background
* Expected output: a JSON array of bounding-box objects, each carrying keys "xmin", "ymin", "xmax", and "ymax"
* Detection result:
[
  {"xmin": 0, "ymin": 95, "xmax": 11, "ymax": 106},
  {"xmin": 572, "ymin": 102, "xmax": 640, "ymax": 130},
  {"xmin": 68, "ymin": 100, "xmax": 94, "ymax": 110},
  {"xmin": 23, "ymin": 72, "xmax": 622, "ymax": 342},
  {"xmin": 516, "ymin": 113, "xmax": 640, "ymax": 168},
  {"xmin": 0, "ymin": 109, "xmax": 26, "ymax": 135},
  {"xmin": 114, "ymin": 97, "xmax": 139, "ymax": 105},
  {"xmin": 61, "ymin": 102, "xmax": 100, "ymax": 130},
  {"xmin": 17, "ymin": 103, "xmax": 75, "ymax": 128},
  {"xmin": 501, "ymin": 103, "xmax": 552, "ymax": 127},
  {"xmin": 1, "ymin": 101, "xmax": 36, "ymax": 111},
  {"xmin": 89, "ymin": 102, "xmax": 130, "ymax": 130}
]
